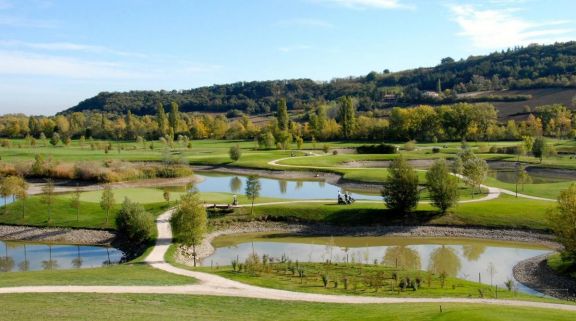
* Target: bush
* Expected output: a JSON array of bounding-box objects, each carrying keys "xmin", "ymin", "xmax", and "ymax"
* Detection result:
[
  {"xmin": 229, "ymin": 144, "xmax": 242, "ymax": 161},
  {"xmin": 403, "ymin": 140, "xmax": 417, "ymax": 151},
  {"xmin": 332, "ymin": 150, "xmax": 338, "ymax": 155},
  {"xmin": 431, "ymin": 147, "xmax": 440, "ymax": 154},
  {"xmin": 356, "ymin": 143, "xmax": 397, "ymax": 154},
  {"xmin": 116, "ymin": 198, "xmax": 155, "ymax": 245}
]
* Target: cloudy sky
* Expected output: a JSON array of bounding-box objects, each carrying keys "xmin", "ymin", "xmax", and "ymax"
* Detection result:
[{"xmin": 0, "ymin": 0, "xmax": 574, "ymax": 115}]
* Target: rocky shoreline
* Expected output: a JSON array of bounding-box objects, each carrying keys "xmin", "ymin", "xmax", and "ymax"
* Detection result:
[
  {"xmin": 175, "ymin": 221, "xmax": 560, "ymax": 266},
  {"xmin": 513, "ymin": 254, "xmax": 576, "ymax": 300},
  {"xmin": 0, "ymin": 224, "xmax": 115, "ymax": 245}
]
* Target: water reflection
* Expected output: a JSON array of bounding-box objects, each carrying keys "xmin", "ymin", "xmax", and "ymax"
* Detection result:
[
  {"xmin": 197, "ymin": 173, "xmax": 380, "ymax": 200},
  {"xmin": 204, "ymin": 237, "xmax": 547, "ymax": 293},
  {"xmin": 229, "ymin": 177, "xmax": 242, "ymax": 194},
  {"xmin": 428, "ymin": 246, "xmax": 461, "ymax": 277},
  {"xmin": 462, "ymin": 244, "xmax": 486, "ymax": 261},
  {"xmin": 278, "ymin": 180, "xmax": 288, "ymax": 194},
  {"xmin": 382, "ymin": 246, "xmax": 421, "ymax": 270},
  {"xmin": 0, "ymin": 240, "xmax": 123, "ymax": 272}
]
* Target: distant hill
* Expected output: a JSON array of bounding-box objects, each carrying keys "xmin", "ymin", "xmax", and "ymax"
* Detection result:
[{"xmin": 62, "ymin": 41, "xmax": 576, "ymax": 116}]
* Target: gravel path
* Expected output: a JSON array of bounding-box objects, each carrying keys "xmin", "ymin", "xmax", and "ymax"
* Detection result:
[{"xmin": 513, "ymin": 254, "xmax": 576, "ymax": 300}]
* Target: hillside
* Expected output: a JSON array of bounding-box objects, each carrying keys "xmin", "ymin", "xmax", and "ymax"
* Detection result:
[{"xmin": 62, "ymin": 42, "xmax": 576, "ymax": 116}]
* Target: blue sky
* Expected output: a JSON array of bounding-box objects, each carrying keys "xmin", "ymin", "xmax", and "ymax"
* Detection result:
[{"xmin": 0, "ymin": 0, "xmax": 574, "ymax": 115}]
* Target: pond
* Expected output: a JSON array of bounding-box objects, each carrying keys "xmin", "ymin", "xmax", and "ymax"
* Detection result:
[
  {"xmin": 488, "ymin": 167, "xmax": 576, "ymax": 184},
  {"xmin": 195, "ymin": 172, "xmax": 381, "ymax": 200},
  {"xmin": 0, "ymin": 196, "xmax": 14, "ymax": 208},
  {"xmin": 203, "ymin": 234, "xmax": 552, "ymax": 295},
  {"xmin": 0, "ymin": 240, "xmax": 123, "ymax": 272}
]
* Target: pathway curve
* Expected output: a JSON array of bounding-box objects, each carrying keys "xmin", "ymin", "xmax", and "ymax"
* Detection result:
[{"xmin": 1, "ymin": 209, "xmax": 576, "ymax": 312}]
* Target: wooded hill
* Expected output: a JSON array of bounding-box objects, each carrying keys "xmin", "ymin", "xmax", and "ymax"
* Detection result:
[{"xmin": 62, "ymin": 42, "xmax": 576, "ymax": 116}]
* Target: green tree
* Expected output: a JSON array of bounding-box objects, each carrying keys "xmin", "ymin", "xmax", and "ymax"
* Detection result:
[
  {"xmin": 451, "ymin": 156, "xmax": 464, "ymax": 176},
  {"xmin": 156, "ymin": 102, "xmax": 168, "ymax": 137},
  {"xmin": 116, "ymin": 198, "xmax": 155, "ymax": 245},
  {"xmin": 41, "ymin": 179, "xmax": 55, "ymax": 224},
  {"xmin": 277, "ymin": 99, "xmax": 289, "ymax": 131},
  {"xmin": 229, "ymin": 144, "xmax": 242, "ymax": 161},
  {"xmin": 100, "ymin": 185, "xmax": 116, "ymax": 225},
  {"xmin": 548, "ymin": 184, "xmax": 576, "ymax": 262},
  {"xmin": 245, "ymin": 176, "xmax": 261, "ymax": 217},
  {"xmin": 169, "ymin": 101, "xmax": 180, "ymax": 136},
  {"xmin": 10, "ymin": 176, "xmax": 28, "ymax": 218},
  {"xmin": 70, "ymin": 185, "xmax": 81, "ymax": 222},
  {"xmin": 163, "ymin": 190, "xmax": 171, "ymax": 205},
  {"xmin": 382, "ymin": 156, "xmax": 419, "ymax": 214},
  {"xmin": 49, "ymin": 132, "xmax": 60, "ymax": 147},
  {"xmin": 462, "ymin": 156, "xmax": 488, "ymax": 197},
  {"xmin": 426, "ymin": 159, "xmax": 459, "ymax": 213},
  {"xmin": 170, "ymin": 192, "xmax": 207, "ymax": 267},
  {"xmin": 338, "ymin": 96, "xmax": 356, "ymax": 139},
  {"xmin": 532, "ymin": 136, "xmax": 546, "ymax": 163}
]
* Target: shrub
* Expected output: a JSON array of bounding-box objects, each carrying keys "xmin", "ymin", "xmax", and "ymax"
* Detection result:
[
  {"xmin": 332, "ymin": 150, "xmax": 338, "ymax": 155},
  {"xmin": 356, "ymin": 143, "xmax": 397, "ymax": 154},
  {"xmin": 403, "ymin": 140, "xmax": 417, "ymax": 151},
  {"xmin": 229, "ymin": 144, "xmax": 242, "ymax": 161},
  {"xmin": 322, "ymin": 144, "xmax": 330, "ymax": 153},
  {"xmin": 115, "ymin": 198, "xmax": 154, "ymax": 245},
  {"xmin": 431, "ymin": 147, "xmax": 440, "ymax": 153}
]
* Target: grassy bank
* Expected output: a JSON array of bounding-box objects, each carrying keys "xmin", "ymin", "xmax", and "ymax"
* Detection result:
[
  {"xmin": 0, "ymin": 264, "xmax": 194, "ymax": 287},
  {"xmin": 1, "ymin": 293, "xmax": 575, "ymax": 321}
]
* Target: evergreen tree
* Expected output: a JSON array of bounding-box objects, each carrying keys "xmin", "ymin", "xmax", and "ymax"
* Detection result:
[
  {"xmin": 338, "ymin": 96, "xmax": 356, "ymax": 139},
  {"xmin": 277, "ymin": 99, "xmax": 289, "ymax": 131},
  {"xmin": 382, "ymin": 156, "xmax": 419, "ymax": 214}
]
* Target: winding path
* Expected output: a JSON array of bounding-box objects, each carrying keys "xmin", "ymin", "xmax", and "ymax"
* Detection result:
[{"xmin": 1, "ymin": 209, "xmax": 575, "ymax": 312}]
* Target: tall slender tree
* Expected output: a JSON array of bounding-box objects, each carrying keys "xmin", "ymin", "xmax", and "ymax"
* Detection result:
[
  {"xmin": 277, "ymin": 99, "xmax": 289, "ymax": 131},
  {"xmin": 156, "ymin": 102, "xmax": 168, "ymax": 137},
  {"xmin": 100, "ymin": 185, "xmax": 116, "ymax": 225},
  {"xmin": 169, "ymin": 101, "xmax": 180, "ymax": 136},
  {"xmin": 245, "ymin": 176, "xmax": 261, "ymax": 217},
  {"xmin": 41, "ymin": 179, "xmax": 55, "ymax": 224},
  {"xmin": 338, "ymin": 96, "xmax": 356, "ymax": 139}
]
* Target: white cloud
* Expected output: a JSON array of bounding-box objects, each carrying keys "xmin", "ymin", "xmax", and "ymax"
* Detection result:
[
  {"xmin": 0, "ymin": 40, "xmax": 147, "ymax": 58},
  {"xmin": 0, "ymin": 51, "xmax": 144, "ymax": 79},
  {"xmin": 313, "ymin": 0, "xmax": 411, "ymax": 10},
  {"xmin": 278, "ymin": 44, "xmax": 311, "ymax": 52},
  {"xmin": 0, "ymin": 15, "xmax": 58, "ymax": 28},
  {"xmin": 450, "ymin": 4, "xmax": 573, "ymax": 49},
  {"xmin": 276, "ymin": 18, "xmax": 335, "ymax": 29}
]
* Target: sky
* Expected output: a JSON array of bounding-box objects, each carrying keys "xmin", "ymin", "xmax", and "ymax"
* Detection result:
[{"xmin": 0, "ymin": 0, "xmax": 574, "ymax": 115}]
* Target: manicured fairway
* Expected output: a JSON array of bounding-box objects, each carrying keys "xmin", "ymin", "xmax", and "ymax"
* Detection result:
[
  {"xmin": 0, "ymin": 293, "xmax": 574, "ymax": 321},
  {"xmin": 0, "ymin": 265, "xmax": 194, "ymax": 287}
]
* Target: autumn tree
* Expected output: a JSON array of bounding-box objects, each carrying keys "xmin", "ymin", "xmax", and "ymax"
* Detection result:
[{"xmin": 41, "ymin": 179, "xmax": 55, "ymax": 223}]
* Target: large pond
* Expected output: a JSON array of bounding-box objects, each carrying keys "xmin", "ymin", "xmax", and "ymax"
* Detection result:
[
  {"xmin": 195, "ymin": 172, "xmax": 381, "ymax": 200},
  {"xmin": 0, "ymin": 240, "xmax": 123, "ymax": 272},
  {"xmin": 203, "ymin": 235, "xmax": 552, "ymax": 295}
]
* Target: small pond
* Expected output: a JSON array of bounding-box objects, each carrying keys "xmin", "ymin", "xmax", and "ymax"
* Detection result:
[
  {"xmin": 203, "ymin": 235, "xmax": 552, "ymax": 295},
  {"xmin": 195, "ymin": 172, "xmax": 381, "ymax": 200},
  {"xmin": 0, "ymin": 240, "xmax": 123, "ymax": 272}
]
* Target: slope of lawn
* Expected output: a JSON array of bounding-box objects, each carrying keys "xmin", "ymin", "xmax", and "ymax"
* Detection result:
[
  {"xmin": 0, "ymin": 293, "xmax": 573, "ymax": 321},
  {"xmin": 0, "ymin": 196, "xmax": 168, "ymax": 229},
  {"xmin": 0, "ymin": 264, "xmax": 194, "ymax": 287}
]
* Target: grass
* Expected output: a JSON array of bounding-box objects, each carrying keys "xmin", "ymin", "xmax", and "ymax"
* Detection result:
[
  {"xmin": 0, "ymin": 264, "xmax": 194, "ymax": 287},
  {"xmin": 547, "ymin": 253, "xmax": 576, "ymax": 279},
  {"xmin": 196, "ymin": 262, "xmax": 541, "ymax": 301},
  {"xmin": 218, "ymin": 194, "xmax": 554, "ymax": 230},
  {"xmin": 0, "ymin": 196, "xmax": 168, "ymax": 229},
  {"xmin": 1, "ymin": 293, "xmax": 575, "ymax": 321}
]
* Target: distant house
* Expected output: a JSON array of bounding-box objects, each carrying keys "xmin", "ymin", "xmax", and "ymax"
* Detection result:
[
  {"xmin": 422, "ymin": 91, "xmax": 440, "ymax": 98},
  {"xmin": 382, "ymin": 94, "xmax": 398, "ymax": 104}
]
